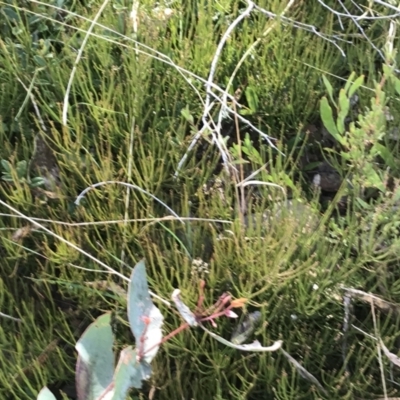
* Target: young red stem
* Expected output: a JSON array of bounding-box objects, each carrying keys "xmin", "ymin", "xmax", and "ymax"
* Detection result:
[
  {"xmin": 140, "ymin": 322, "xmax": 190, "ymax": 360},
  {"xmin": 140, "ymin": 287, "xmax": 234, "ymax": 362},
  {"xmin": 200, "ymin": 305, "xmax": 233, "ymax": 323},
  {"xmin": 203, "ymin": 294, "xmax": 231, "ymax": 316},
  {"xmin": 137, "ymin": 318, "xmax": 151, "ymax": 359}
]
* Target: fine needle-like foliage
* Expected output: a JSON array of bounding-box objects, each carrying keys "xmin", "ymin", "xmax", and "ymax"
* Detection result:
[{"xmin": 2, "ymin": 0, "xmax": 400, "ymax": 399}]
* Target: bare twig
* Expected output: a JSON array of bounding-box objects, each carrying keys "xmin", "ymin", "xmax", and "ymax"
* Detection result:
[{"xmin": 0, "ymin": 199, "xmax": 170, "ymax": 307}]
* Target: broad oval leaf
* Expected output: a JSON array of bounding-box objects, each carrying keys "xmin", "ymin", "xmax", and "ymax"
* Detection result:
[
  {"xmin": 109, "ymin": 346, "xmax": 152, "ymax": 399},
  {"xmin": 75, "ymin": 313, "xmax": 115, "ymax": 400},
  {"xmin": 127, "ymin": 259, "xmax": 164, "ymax": 364}
]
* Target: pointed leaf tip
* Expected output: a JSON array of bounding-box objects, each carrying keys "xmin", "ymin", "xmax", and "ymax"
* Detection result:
[
  {"xmin": 171, "ymin": 289, "xmax": 197, "ymax": 326},
  {"xmin": 37, "ymin": 387, "xmax": 57, "ymax": 400}
]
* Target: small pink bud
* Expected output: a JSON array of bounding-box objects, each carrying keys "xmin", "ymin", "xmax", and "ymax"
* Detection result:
[{"xmin": 225, "ymin": 310, "xmax": 238, "ymax": 318}]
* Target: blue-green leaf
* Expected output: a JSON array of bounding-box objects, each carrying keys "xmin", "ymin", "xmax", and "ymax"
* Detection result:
[
  {"xmin": 75, "ymin": 313, "xmax": 115, "ymax": 400},
  {"xmin": 37, "ymin": 387, "xmax": 57, "ymax": 400},
  {"xmin": 128, "ymin": 259, "xmax": 163, "ymax": 364},
  {"xmin": 111, "ymin": 347, "xmax": 152, "ymax": 397}
]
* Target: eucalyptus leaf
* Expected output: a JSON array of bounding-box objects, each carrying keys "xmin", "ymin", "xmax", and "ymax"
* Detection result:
[
  {"xmin": 75, "ymin": 313, "xmax": 115, "ymax": 400},
  {"xmin": 37, "ymin": 387, "xmax": 57, "ymax": 400},
  {"xmin": 127, "ymin": 259, "xmax": 163, "ymax": 364},
  {"xmin": 110, "ymin": 347, "xmax": 152, "ymax": 397}
]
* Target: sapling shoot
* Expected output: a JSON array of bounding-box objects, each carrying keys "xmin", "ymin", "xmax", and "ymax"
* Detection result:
[{"xmin": 38, "ymin": 260, "xmax": 282, "ymax": 400}]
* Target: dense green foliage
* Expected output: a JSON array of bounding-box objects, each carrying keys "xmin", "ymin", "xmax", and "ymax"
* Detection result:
[{"xmin": 1, "ymin": 0, "xmax": 400, "ymax": 399}]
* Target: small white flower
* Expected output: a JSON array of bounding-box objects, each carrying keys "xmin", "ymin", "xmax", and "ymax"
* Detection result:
[{"xmin": 191, "ymin": 258, "xmax": 210, "ymax": 276}]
